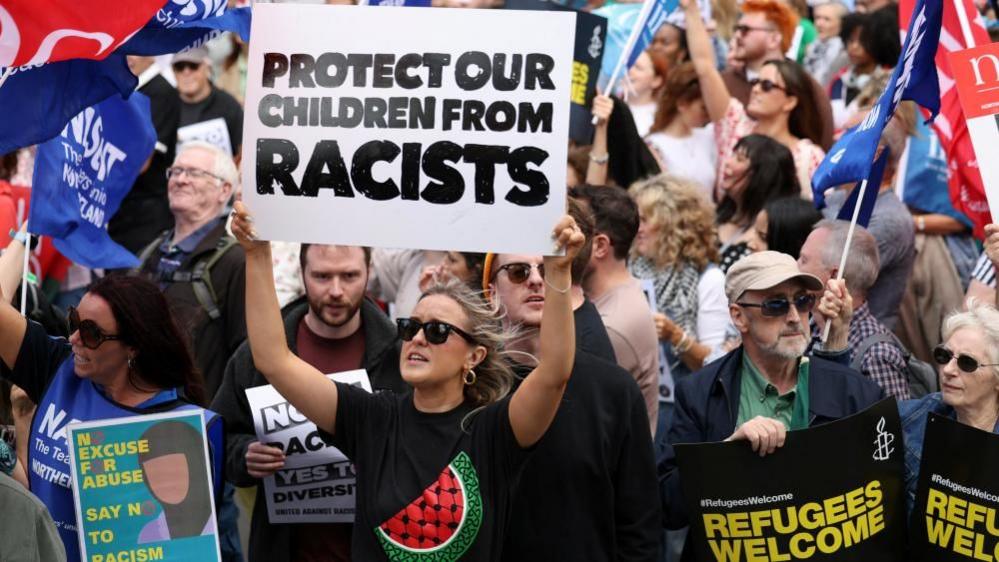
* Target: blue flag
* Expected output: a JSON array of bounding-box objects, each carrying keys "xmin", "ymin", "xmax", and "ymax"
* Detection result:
[
  {"xmin": 120, "ymin": 7, "xmax": 252, "ymax": 56},
  {"xmin": 29, "ymin": 94, "xmax": 157, "ymax": 269},
  {"xmin": 811, "ymin": 0, "xmax": 942, "ymax": 199},
  {"xmin": 835, "ymin": 149, "xmax": 890, "ymax": 228},
  {"xmin": 594, "ymin": 0, "xmax": 678, "ymax": 85},
  {"xmin": 0, "ymin": 55, "xmax": 136, "ymax": 154}
]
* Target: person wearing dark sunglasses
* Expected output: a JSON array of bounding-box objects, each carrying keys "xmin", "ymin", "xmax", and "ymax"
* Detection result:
[
  {"xmin": 0, "ymin": 273, "xmax": 224, "ymax": 562},
  {"xmin": 232, "ymin": 200, "xmax": 586, "ymax": 561},
  {"xmin": 172, "ymin": 46, "xmax": 244, "ymax": 158},
  {"xmin": 899, "ymin": 302, "xmax": 999, "ymax": 515},
  {"xmin": 659, "ymin": 251, "xmax": 883, "ymax": 545}
]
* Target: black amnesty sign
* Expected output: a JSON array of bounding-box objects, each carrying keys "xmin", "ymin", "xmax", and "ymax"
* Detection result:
[
  {"xmin": 675, "ymin": 399, "xmax": 906, "ymax": 561},
  {"xmin": 910, "ymin": 413, "xmax": 999, "ymax": 561}
]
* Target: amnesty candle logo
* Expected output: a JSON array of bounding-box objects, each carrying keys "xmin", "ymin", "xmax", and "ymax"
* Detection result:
[{"xmin": 873, "ymin": 417, "xmax": 895, "ymax": 461}]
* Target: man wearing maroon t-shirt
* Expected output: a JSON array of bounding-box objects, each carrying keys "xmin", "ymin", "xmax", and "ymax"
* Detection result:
[{"xmin": 212, "ymin": 244, "xmax": 405, "ymax": 562}]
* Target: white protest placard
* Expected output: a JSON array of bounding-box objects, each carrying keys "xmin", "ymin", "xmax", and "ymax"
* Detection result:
[
  {"xmin": 242, "ymin": 4, "xmax": 575, "ymax": 254},
  {"xmin": 639, "ymin": 279, "xmax": 673, "ymax": 403},
  {"xmin": 246, "ymin": 369, "xmax": 371, "ymax": 524},
  {"xmin": 177, "ymin": 117, "xmax": 233, "ymax": 156}
]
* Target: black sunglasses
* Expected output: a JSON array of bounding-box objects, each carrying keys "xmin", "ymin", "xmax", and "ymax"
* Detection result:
[
  {"xmin": 933, "ymin": 345, "xmax": 999, "ymax": 374},
  {"xmin": 397, "ymin": 318, "xmax": 477, "ymax": 345},
  {"xmin": 68, "ymin": 306, "xmax": 122, "ymax": 350},
  {"xmin": 172, "ymin": 61, "xmax": 202, "ymax": 73},
  {"xmin": 492, "ymin": 262, "xmax": 544, "ymax": 284},
  {"xmin": 749, "ymin": 78, "xmax": 786, "ymax": 94},
  {"xmin": 737, "ymin": 294, "xmax": 816, "ymax": 318},
  {"xmin": 734, "ymin": 24, "xmax": 775, "ymax": 35}
]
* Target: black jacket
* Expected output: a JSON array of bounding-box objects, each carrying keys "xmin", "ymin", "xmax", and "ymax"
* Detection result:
[
  {"xmin": 659, "ymin": 347, "xmax": 883, "ymax": 550},
  {"xmin": 135, "ymin": 219, "xmax": 246, "ymax": 398},
  {"xmin": 210, "ymin": 298, "xmax": 404, "ymax": 562}
]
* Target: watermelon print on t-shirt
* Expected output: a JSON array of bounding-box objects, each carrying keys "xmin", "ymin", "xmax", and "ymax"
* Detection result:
[{"xmin": 376, "ymin": 452, "xmax": 483, "ymax": 561}]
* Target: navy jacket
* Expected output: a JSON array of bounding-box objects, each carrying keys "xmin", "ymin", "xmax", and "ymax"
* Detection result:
[{"xmin": 659, "ymin": 347, "xmax": 884, "ymax": 532}]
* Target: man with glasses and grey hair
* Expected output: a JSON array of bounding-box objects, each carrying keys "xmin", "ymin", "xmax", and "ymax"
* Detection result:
[
  {"xmin": 133, "ymin": 140, "xmax": 245, "ymax": 399},
  {"xmin": 798, "ymin": 220, "xmax": 911, "ymax": 399},
  {"xmin": 658, "ymin": 251, "xmax": 882, "ymax": 555}
]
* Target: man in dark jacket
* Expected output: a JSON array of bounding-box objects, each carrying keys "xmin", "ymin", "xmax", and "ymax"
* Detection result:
[
  {"xmin": 211, "ymin": 243, "xmax": 405, "ymax": 562},
  {"xmin": 659, "ymin": 252, "xmax": 884, "ymax": 558},
  {"xmin": 486, "ymin": 250, "xmax": 660, "ymax": 561}
]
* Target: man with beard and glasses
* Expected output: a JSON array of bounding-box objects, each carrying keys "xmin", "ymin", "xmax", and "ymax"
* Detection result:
[
  {"xmin": 211, "ymin": 244, "xmax": 405, "ymax": 562},
  {"xmin": 657, "ymin": 252, "xmax": 882, "ymax": 556}
]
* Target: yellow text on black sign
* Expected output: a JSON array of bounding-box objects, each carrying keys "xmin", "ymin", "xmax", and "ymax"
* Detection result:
[{"xmin": 701, "ymin": 481, "xmax": 886, "ymax": 561}]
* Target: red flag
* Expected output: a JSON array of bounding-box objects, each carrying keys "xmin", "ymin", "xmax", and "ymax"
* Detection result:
[
  {"xmin": 899, "ymin": 0, "xmax": 992, "ymax": 239},
  {"xmin": 0, "ymin": 0, "xmax": 166, "ymax": 68}
]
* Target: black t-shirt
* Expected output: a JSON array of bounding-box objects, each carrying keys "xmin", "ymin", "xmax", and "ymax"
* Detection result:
[
  {"xmin": 328, "ymin": 382, "xmax": 528, "ymax": 561},
  {"xmin": 574, "ymin": 298, "xmax": 617, "ymax": 363}
]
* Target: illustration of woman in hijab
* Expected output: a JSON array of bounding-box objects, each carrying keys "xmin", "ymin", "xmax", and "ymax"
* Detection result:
[{"xmin": 137, "ymin": 420, "xmax": 215, "ymax": 543}]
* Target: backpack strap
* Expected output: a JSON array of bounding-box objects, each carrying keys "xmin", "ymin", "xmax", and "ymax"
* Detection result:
[
  {"xmin": 130, "ymin": 230, "xmax": 171, "ymax": 275},
  {"xmin": 183, "ymin": 235, "xmax": 238, "ymax": 321},
  {"xmin": 850, "ymin": 331, "xmax": 909, "ymax": 371}
]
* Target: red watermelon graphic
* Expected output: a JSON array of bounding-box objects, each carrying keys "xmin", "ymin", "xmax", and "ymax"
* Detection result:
[{"xmin": 376, "ymin": 451, "xmax": 483, "ymax": 561}]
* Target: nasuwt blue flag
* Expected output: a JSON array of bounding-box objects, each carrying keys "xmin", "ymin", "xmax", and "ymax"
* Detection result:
[
  {"xmin": 29, "ymin": 94, "xmax": 157, "ymax": 269},
  {"xmin": 0, "ymin": 54, "xmax": 136, "ymax": 154},
  {"xmin": 811, "ymin": 0, "xmax": 942, "ymax": 200},
  {"xmin": 120, "ymin": 7, "xmax": 252, "ymax": 56}
]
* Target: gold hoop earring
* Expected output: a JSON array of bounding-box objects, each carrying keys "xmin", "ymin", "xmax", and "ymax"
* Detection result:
[{"xmin": 463, "ymin": 369, "xmax": 477, "ymax": 386}]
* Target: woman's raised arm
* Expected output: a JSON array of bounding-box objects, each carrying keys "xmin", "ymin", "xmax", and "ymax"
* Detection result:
[
  {"xmin": 508, "ymin": 216, "xmax": 585, "ymax": 448},
  {"xmin": 231, "ymin": 202, "xmax": 340, "ymax": 434}
]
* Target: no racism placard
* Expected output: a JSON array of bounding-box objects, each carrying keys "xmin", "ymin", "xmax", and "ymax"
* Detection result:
[{"xmin": 242, "ymin": 4, "xmax": 575, "ymax": 254}]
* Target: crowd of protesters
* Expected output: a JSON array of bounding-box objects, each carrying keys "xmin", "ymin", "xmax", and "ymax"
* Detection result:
[{"xmin": 2, "ymin": 0, "xmax": 999, "ymax": 560}]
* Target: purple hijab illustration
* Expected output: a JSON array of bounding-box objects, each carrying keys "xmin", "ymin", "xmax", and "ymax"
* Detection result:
[{"xmin": 137, "ymin": 420, "xmax": 215, "ymax": 543}]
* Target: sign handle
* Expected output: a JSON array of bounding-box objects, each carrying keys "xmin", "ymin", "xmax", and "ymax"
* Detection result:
[
  {"xmin": 952, "ymin": 0, "xmax": 978, "ymax": 48},
  {"xmin": 591, "ymin": 0, "xmax": 657, "ymax": 125},
  {"xmin": 820, "ymin": 180, "xmax": 868, "ymax": 344}
]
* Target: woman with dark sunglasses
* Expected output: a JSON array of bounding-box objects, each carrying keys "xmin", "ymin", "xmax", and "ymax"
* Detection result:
[
  {"xmin": 681, "ymin": 0, "xmax": 824, "ymax": 202},
  {"xmin": 0, "ymin": 240, "xmax": 223, "ymax": 562},
  {"xmin": 230, "ymin": 201, "xmax": 584, "ymax": 561},
  {"xmin": 898, "ymin": 301, "xmax": 999, "ymax": 515}
]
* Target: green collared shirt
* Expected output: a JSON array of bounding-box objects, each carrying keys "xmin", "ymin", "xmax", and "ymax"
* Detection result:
[{"xmin": 736, "ymin": 355, "xmax": 811, "ymax": 431}]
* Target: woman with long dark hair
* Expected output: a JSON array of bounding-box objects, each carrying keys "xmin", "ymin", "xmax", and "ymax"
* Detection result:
[
  {"xmin": 715, "ymin": 134, "xmax": 800, "ymax": 271},
  {"xmin": 0, "ymin": 272, "xmax": 221, "ymax": 562}
]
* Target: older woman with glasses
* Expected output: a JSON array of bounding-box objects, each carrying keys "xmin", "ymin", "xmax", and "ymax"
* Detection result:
[
  {"xmin": 230, "ymin": 200, "xmax": 584, "ymax": 561},
  {"xmin": 899, "ymin": 301, "xmax": 999, "ymax": 513},
  {"xmin": 0, "ymin": 236, "xmax": 222, "ymax": 562}
]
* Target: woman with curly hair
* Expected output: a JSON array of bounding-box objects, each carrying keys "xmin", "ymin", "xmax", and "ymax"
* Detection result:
[{"xmin": 629, "ymin": 175, "xmax": 729, "ymax": 378}]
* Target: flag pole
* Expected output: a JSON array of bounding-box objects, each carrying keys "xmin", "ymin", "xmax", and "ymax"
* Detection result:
[
  {"xmin": 19, "ymin": 233, "xmax": 30, "ymax": 316},
  {"xmin": 820, "ymin": 179, "xmax": 869, "ymax": 344},
  {"xmin": 591, "ymin": 0, "xmax": 657, "ymax": 125},
  {"xmin": 952, "ymin": 0, "xmax": 978, "ymax": 48}
]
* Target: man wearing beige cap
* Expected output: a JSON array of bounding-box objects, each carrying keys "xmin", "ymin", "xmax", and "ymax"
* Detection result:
[{"xmin": 657, "ymin": 251, "xmax": 883, "ymax": 549}]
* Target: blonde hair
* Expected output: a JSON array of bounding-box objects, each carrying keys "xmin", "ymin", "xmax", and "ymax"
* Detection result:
[
  {"xmin": 419, "ymin": 280, "xmax": 516, "ymax": 408},
  {"xmin": 629, "ymin": 174, "xmax": 720, "ymax": 270},
  {"xmin": 942, "ymin": 299, "xmax": 999, "ymax": 378}
]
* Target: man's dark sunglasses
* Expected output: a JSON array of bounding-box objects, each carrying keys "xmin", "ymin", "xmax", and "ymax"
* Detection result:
[
  {"xmin": 397, "ymin": 318, "xmax": 477, "ymax": 345},
  {"xmin": 68, "ymin": 306, "xmax": 122, "ymax": 350},
  {"xmin": 749, "ymin": 78, "xmax": 786, "ymax": 94},
  {"xmin": 932, "ymin": 345, "xmax": 999, "ymax": 374},
  {"xmin": 737, "ymin": 294, "xmax": 816, "ymax": 317},
  {"xmin": 172, "ymin": 61, "xmax": 202, "ymax": 73},
  {"xmin": 492, "ymin": 262, "xmax": 544, "ymax": 284}
]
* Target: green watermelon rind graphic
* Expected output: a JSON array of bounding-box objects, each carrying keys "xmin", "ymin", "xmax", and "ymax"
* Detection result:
[{"xmin": 375, "ymin": 451, "xmax": 483, "ymax": 562}]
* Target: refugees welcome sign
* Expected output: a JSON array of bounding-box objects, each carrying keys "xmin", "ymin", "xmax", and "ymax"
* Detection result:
[
  {"xmin": 243, "ymin": 4, "xmax": 574, "ymax": 254},
  {"xmin": 675, "ymin": 399, "xmax": 906, "ymax": 561},
  {"xmin": 910, "ymin": 413, "xmax": 999, "ymax": 561}
]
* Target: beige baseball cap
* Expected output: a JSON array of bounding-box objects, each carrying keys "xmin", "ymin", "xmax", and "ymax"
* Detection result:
[{"xmin": 725, "ymin": 251, "xmax": 823, "ymax": 303}]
